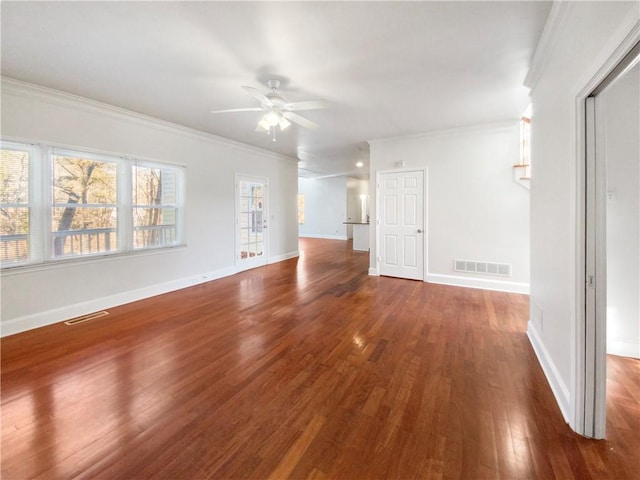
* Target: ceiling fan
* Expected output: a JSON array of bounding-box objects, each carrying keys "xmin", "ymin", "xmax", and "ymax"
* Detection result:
[{"xmin": 210, "ymin": 80, "xmax": 327, "ymax": 142}]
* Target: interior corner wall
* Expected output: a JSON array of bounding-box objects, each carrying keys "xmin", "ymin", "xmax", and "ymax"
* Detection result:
[
  {"xmin": 0, "ymin": 80, "xmax": 299, "ymax": 336},
  {"xmin": 527, "ymin": 2, "xmax": 639, "ymax": 421},
  {"xmin": 602, "ymin": 64, "xmax": 640, "ymax": 359},
  {"xmin": 368, "ymin": 123, "xmax": 530, "ymax": 293},
  {"xmin": 298, "ymin": 176, "xmax": 348, "ymax": 240}
]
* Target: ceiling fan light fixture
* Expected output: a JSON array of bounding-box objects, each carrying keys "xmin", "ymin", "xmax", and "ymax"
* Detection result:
[
  {"xmin": 264, "ymin": 110, "xmax": 281, "ymax": 127},
  {"xmin": 258, "ymin": 118, "xmax": 271, "ymax": 131},
  {"xmin": 213, "ymin": 81, "xmax": 326, "ymax": 138},
  {"xmin": 279, "ymin": 117, "xmax": 291, "ymax": 130}
]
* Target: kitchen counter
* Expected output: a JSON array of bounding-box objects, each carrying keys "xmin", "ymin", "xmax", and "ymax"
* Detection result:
[{"xmin": 343, "ymin": 222, "xmax": 369, "ymax": 251}]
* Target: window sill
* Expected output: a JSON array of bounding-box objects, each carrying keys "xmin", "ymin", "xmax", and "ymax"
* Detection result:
[{"xmin": 0, "ymin": 243, "xmax": 187, "ymax": 277}]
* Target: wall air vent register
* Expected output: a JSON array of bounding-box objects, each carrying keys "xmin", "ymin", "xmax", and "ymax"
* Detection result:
[{"xmin": 454, "ymin": 259, "xmax": 512, "ymax": 277}]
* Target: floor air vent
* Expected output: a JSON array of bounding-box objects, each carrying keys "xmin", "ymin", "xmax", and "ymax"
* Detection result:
[
  {"xmin": 454, "ymin": 259, "xmax": 512, "ymax": 277},
  {"xmin": 65, "ymin": 311, "xmax": 109, "ymax": 326}
]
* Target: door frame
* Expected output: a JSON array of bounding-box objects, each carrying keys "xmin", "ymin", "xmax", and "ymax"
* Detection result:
[
  {"xmin": 235, "ymin": 173, "xmax": 269, "ymax": 272},
  {"xmin": 375, "ymin": 167, "xmax": 428, "ymax": 281},
  {"xmin": 573, "ymin": 33, "xmax": 639, "ymax": 438}
]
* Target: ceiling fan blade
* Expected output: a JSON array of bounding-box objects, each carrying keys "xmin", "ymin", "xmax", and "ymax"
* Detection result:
[
  {"xmin": 282, "ymin": 111, "xmax": 319, "ymax": 130},
  {"xmin": 209, "ymin": 107, "xmax": 264, "ymax": 113},
  {"xmin": 241, "ymin": 86, "xmax": 272, "ymax": 106},
  {"xmin": 283, "ymin": 100, "xmax": 328, "ymax": 111}
]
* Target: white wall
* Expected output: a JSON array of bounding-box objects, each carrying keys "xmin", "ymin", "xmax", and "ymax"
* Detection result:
[
  {"xmin": 298, "ymin": 176, "xmax": 348, "ymax": 240},
  {"xmin": 368, "ymin": 122, "xmax": 530, "ymax": 293},
  {"xmin": 0, "ymin": 79, "xmax": 299, "ymax": 336},
  {"xmin": 603, "ymin": 64, "xmax": 640, "ymax": 358},
  {"xmin": 526, "ymin": 2, "xmax": 638, "ymax": 423}
]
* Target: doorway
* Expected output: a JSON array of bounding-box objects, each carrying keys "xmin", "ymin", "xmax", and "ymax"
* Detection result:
[
  {"xmin": 236, "ymin": 175, "xmax": 268, "ymax": 271},
  {"xmin": 583, "ymin": 42, "xmax": 639, "ymax": 438},
  {"xmin": 377, "ymin": 169, "xmax": 426, "ymax": 280}
]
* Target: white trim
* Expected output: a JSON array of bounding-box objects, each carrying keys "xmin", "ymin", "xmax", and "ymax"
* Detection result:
[
  {"xmin": 368, "ymin": 267, "xmax": 378, "ymax": 276},
  {"xmin": 1, "ymin": 244, "xmax": 187, "ymax": 276},
  {"xmin": 0, "ymin": 264, "xmax": 236, "ymax": 338},
  {"xmin": 1, "ymin": 77, "xmax": 295, "ymax": 164},
  {"xmin": 0, "ymin": 249, "xmax": 303, "ymax": 337},
  {"xmin": 426, "ymin": 273, "xmax": 530, "ymax": 295},
  {"xmin": 268, "ymin": 250, "xmax": 299, "ymax": 264},
  {"xmin": 368, "ymin": 121, "xmax": 516, "ymax": 146},
  {"xmin": 573, "ymin": 16, "xmax": 640, "ymax": 98},
  {"xmin": 298, "ymin": 234, "xmax": 348, "ymax": 240},
  {"xmin": 524, "ymin": 2, "xmax": 574, "ymax": 92},
  {"xmin": 571, "ymin": 17, "xmax": 640, "ymax": 438},
  {"xmin": 527, "ymin": 321, "xmax": 571, "ymax": 423}
]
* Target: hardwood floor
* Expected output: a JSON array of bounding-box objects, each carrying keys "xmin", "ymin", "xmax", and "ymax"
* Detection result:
[{"xmin": 2, "ymin": 238, "xmax": 639, "ymax": 479}]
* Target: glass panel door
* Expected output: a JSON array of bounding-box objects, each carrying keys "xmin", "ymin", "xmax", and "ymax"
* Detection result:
[{"xmin": 237, "ymin": 176, "xmax": 268, "ymax": 271}]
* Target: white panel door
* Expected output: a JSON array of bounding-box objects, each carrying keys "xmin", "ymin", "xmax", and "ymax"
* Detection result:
[{"xmin": 378, "ymin": 170, "xmax": 424, "ymax": 280}]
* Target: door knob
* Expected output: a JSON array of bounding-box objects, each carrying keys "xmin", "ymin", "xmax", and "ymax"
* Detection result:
[{"xmin": 417, "ymin": 229, "xmax": 423, "ymax": 233}]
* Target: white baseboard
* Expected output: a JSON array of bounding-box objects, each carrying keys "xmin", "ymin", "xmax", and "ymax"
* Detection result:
[
  {"xmin": 368, "ymin": 267, "xmax": 378, "ymax": 276},
  {"xmin": 527, "ymin": 321, "xmax": 571, "ymax": 423},
  {"xmin": 1, "ymin": 278, "xmax": 191, "ymax": 337},
  {"xmin": 268, "ymin": 250, "xmax": 299, "ymax": 264},
  {"xmin": 299, "ymin": 234, "xmax": 348, "ymax": 240},
  {"xmin": 607, "ymin": 340, "xmax": 640, "ymax": 359},
  {"xmin": 426, "ymin": 273, "xmax": 530, "ymax": 294},
  {"xmin": 1, "ymin": 253, "xmax": 300, "ymax": 337}
]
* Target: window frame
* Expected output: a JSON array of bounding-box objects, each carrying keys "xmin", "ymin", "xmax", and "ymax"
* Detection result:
[
  {"xmin": 49, "ymin": 147, "xmax": 122, "ymax": 260},
  {"xmin": 0, "ymin": 141, "xmax": 42, "ymax": 267},
  {"xmin": 0, "ymin": 140, "xmax": 186, "ymax": 271},
  {"xmin": 131, "ymin": 159, "xmax": 184, "ymax": 250}
]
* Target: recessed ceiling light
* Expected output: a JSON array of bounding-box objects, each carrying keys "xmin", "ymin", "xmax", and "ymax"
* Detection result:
[{"xmin": 356, "ymin": 161, "xmax": 364, "ymax": 168}]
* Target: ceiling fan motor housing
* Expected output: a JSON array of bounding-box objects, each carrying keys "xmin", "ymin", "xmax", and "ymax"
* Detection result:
[{"xmin": 265, "ymin": 93, "xmax": 285, "ymax": 108}]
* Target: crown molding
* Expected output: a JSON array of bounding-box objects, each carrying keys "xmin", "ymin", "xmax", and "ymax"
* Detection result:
[
  {"xmin": 367, "ymin": 120, "xmax": 517, "ymax": 147},
  {"xmin": 1, "ymin": 77, "xmax": 296, "ymax": 163},
  {"xmin": 524, "ymin": 1, "xmax": 574, "ymax": 92},
  {"xmin": 576, "ymin": 15, "xmax": 640, "ymax": 98}
]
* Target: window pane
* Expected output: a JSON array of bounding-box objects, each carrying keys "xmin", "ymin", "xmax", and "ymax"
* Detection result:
[
  {"xmin": 53, "ymin": 155, "xmax": 117, "ymax": 205},
  {"xmin": 133, "ymin": 165, "xmax": 177, "ymax": 205},
  {"xmin": 133, "ymin": 207, "xmax": 177, "ymax": 248},
  {"xmin": 52, "ymin": 154, "xmax": 118, "ymax": 258},
  {"xmin": 51, "ymin": 207, "xmax": 117, "ymax": 257},
  {"xmin": 132, "ymin": 165, "xmax": 179, "ymax": 249},
  {"xmin": 0, "ymin": 207, "xmax": 29, "ymax": 263},
  {"xmin": 1, "ymin": 149, "xmax": 29, "ymax": 203},
  {"xmin": 1, "ymin": 147, "xmax": 30, "ymax": 265}
]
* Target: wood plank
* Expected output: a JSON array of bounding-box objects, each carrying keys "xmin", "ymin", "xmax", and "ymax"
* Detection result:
[{"xmin": 1, "ymin": 238, "xmax": 638, "ymax": 479}]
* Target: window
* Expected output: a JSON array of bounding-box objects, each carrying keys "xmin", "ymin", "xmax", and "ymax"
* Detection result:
[
  {"xmin": 239, "ymin": 180, "xmax": 264, "ymax": 258},
  {"xmin": 52, "ymin": 151, "xmax": 118, "ymax": 258},
  {"xmin": 520, "ymin": 116, "xmax": 531, "ymax": 168},
  {"xmin": 297, "ymin": 193, "xmax": 305, "ymax": 224},
  {"xmin": 0, "ymin": 141, "xmax": 184, "ymax": 269},
  {"xmin": 0, "ymin": 143, "xmax": 33, "ymax": 265},
  {"xmin": 513, "ymin": 108, "xmax": 531, "ymax": 185},
  {"xmin": 132, "ymin": 163, "xmax": 180, "ymax": 249}
]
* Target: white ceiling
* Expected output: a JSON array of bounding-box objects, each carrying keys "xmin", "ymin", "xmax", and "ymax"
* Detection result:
[{"xmin": 1, "ymin": 1, "xmax": 551, "ymax": 179}]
